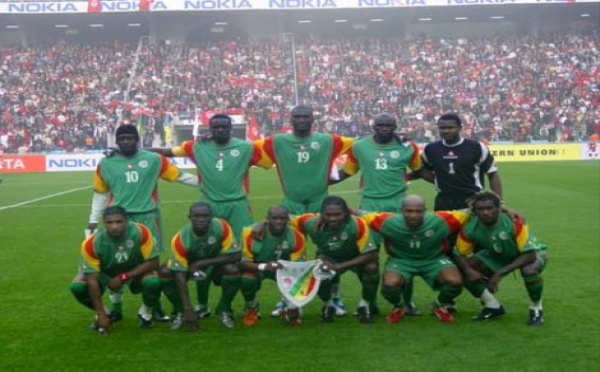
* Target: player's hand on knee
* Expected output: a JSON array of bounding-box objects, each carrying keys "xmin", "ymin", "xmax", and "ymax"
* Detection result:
[
  {"xmin": 96, "ymin": 313, "xmax": 111, "ymax": 334},
  {"xmin": 487, "ymin": 273, "xmax": 502, "ymax": 293}
]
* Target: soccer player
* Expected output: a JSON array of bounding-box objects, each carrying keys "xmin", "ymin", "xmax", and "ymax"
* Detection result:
[
  {"xmin": 290, "ymin": 196, "xmax": 379, "ymax": 324},
  {"xmin": 86, "ymin": 124, "xmax": 198, "ymax": 322},
  {"xmin": 334, "ymin": 112, "xmax": 422, "ymax": 316},
  {"xmin": 151, "ymin": 114, "xmax": 271, "ymax": 239},
  {"xmin": 256, "ymin": 105, "xmax": 354, "ymax": 316},
  {"xmin": 163, "ymin": 202, "xmax": 241, "ymax": 330},
  {"xmin": 417, "ymin": 113, "xmax": 503, "ymax": 211},
  {"xmin": 151, "ymin": 114, "xmax": 270, "ymax": 317},
  {"xmin": 239, "ymin": 205, "xmax": 306, "ymax": 326},
  {"xmin": 361, "ymin": 195, "xmax": 469, "ymax": 323},
  {"xmin": 70, "ymin": 206, "xmax": 161, "ymax": 333},
  {"xmin": 455, "ymin": 192, "xmax": 548, "ymax": 325}
]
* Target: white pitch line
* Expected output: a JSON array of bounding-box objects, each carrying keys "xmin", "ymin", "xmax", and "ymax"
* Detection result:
[
  {"xmin": 8, "ymin": 189, "xmax": 360, "ymax": 209},
  {"xmin": 0, "ymin": 186, "xmax": 91, "ymax": 211}
]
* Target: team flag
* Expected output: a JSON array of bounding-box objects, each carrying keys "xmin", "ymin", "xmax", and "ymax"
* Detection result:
[{"xmin": 276, "ymin": 260, "xmax": 335, "ymax": 308}]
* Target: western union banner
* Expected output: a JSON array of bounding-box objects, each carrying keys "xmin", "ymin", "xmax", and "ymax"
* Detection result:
[{"xmin": 488, "ymin": 143, "xmax": 582, "ymax": 162}]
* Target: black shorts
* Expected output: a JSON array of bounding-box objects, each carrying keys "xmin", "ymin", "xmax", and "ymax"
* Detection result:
[{"xmin": 434, "ymin": 193, "xmax": 472, "ymax": 211}]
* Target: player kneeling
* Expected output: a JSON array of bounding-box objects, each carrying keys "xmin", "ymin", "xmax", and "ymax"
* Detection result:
[
  {"xmin": 241, "ymin": 206, "xmax": 306, "ymax": 326},
  {"xmin": 69, "ymin": 207, "xmax": 161, "ymax": 334},
  {"xmin": 455, "ymin": 192, "xmax": 548, "ymax": 326}
]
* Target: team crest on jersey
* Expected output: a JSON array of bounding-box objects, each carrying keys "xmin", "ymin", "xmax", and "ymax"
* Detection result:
[
  {"xmin": 390, "ymin": 151, "xmax": 400, "ymax": 159},
  {"xmin": 126, "ymin": 240, "xmax": 134, "ymax": 248},
  {"xmin": 310, "ymin": 142, "xmax": 320, "ymax": 150},
  {"xmin": 207, "ymin": 237, "xmax": 217, "ymax": 245},
  {"xmin": 443, "ymin": 151, "xmax": 458, "ymax": 159},
  {"xmin": 230, "ymin": 149, "xmax": 240, "ymax": 157},
  {"xmin": 138, "ymin": 160, "xmax": 148, "ymax": 168},
  {"xmin": 425, "ymin": 230, "xmax": 435, "ymax": 238},
  {"xmin": 498, "ymin": 231, "xmax": 509, "ymax": 240},
  {"xmin": 340, "ymin": 232, "xmax": 349, "ymax": 241},
  {"xmin": 281, "ymin": 241, "xmax": 290, "ymax": 250}
]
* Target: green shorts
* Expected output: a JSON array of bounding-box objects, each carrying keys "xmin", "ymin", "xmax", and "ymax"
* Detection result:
[
  {"xmin": 203, "ymin": 198, "xmax": 254, "ymax": 240},
  {"xmin": 385, "ymin": 257, "xmax": 456, "ymax": 290},
  {"xmin": 96, "ymin": 272, "xmax": 149, "ymax": 294},
  {"xmin": 359, "ymin": 195, "xmax": 404, "ymax": 246},
  {"xmin": 359, "ymin": 195, "xmax": 404, "ymax": 213},
  {"xmin": 282, "ymin": 195, "xmax": 327, "ymax": 216},
  {"xmin": 128, "ymin": 211, "xmax": 163, "ymax": 253},
  {"xmin": 475, "ymin": 249, "xmax": 548, "ymax": 274}
]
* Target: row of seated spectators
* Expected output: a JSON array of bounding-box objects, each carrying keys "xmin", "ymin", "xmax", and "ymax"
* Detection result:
[{"xmin": 0, "ymin": 32, "xmax": 598, "ymax": 153}]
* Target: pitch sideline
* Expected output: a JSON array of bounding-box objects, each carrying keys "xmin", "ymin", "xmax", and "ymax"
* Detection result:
[{"xmin": 0, "ymin": 186, "xmax": 91, "ymax": 211}]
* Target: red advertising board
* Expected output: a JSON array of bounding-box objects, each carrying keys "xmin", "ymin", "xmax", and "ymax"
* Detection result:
[{"xmin": 0, "ymin": 155, "xmax": 46, "ymax": 173}]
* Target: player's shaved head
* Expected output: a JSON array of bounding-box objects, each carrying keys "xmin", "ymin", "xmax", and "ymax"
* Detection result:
[
  {"xmin": 402, "ymin": 195, "xmax": 426, "ymax": 209},
  {"xmin": 401, "ymin": 195, "xmax": 426, "ymax": 228}
]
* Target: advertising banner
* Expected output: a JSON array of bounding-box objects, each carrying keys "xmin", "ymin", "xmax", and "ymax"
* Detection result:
[
  {"xmin": 1, "ymin": 0, "xmax": 598, "ymax": 15},
  {"xmin": 488, "ymin": 143, "xmax": 583, "ymax": 162},
  {"xmin": 0, "ymin": 154, "xmax": 46, "ymax": 173}
]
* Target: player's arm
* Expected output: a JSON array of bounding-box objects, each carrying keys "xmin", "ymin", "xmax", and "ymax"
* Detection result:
[
  {"xmin": 487, "ymin": 251, "xmax": 536, "ymax": 294},
  {"xmin": 407, "ymin": 148, "xmax": 435, "ymax": 182},
  {"xmin": 167, "ymin": 232, "xmax": 198, "ymax": 330},
  {"xmin": 173, "ymin": 269, "xmax": 198, "ymax": 331},
  {"xmin": 107, "ymin": 224, "xmax": 159, "ymax": 290},
  {"xmin": 330, "ymin": 147, "xmax": 358, "ymax": 185},
  {"xmin": 435, "ymin": 210, "xmax": 472, "ymax": 234},
  {"xmin": 250, "ymin": 140, "xmax": 274, "ymax": 169},
  {"xmin": 454, "ymin": 230, "xmax": 488, "ymax": 283},
  {"xmin": 360, "ymin": 211, "xmax": 394, "ymax": 234},
  {"xmin": 326, "ymin": 217, "xmax": 378, "ymax": 271},
  {"xmin": 149, "ymin": 140, "xmax": 194, "ymax": 158},
  {"xmin": 329, "ymin": 251, "xmax": 378, "ymax": 272},
  {"xmin": 87, "ymin": 167, "xmax": 110, "ymax": 234},
  {"xmin": 289, "ymin": 228, "xmax": 307, "ymax": 262},
  {"xmin": 156, "ymin": 154, "xmax": 199, "ymax": 187},
  {"xmin": 479, "ymin": 142, "xmax": 503, "ymax": 199},
  {"xmin": 488, "ymin": 171, "xmax": 503, "ymax": 201},
  {"xmin": 189, "ymin": 221, "xmax": 241, "ymax": 271},
  {"xmin": 79, "ymin": 237, "xmax": 110, "ymax": 331},
  {"xmin": 240, "ymin": 227, "xmax": 266, "ymax": 272}
]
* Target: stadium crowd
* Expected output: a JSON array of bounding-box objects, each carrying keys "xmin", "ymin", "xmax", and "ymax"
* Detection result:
[{"xmin": 0, "ymin": 31, "xmax": 598, "ymax": 152}]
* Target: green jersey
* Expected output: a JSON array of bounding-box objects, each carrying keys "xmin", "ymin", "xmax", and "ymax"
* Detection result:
[
  {"xmin": 457, "ymin": 214, "xmax": 547, "ymax": 265},
  {"xmin": 292, "ymin": 214, "xmax": 376, "ymax": 262},
  {"xmin": 175, "ymin": 138, "xmax": 266, "ymax": 202},
  {"xmin": 364, "ymin": 210, "xmax": 470, "ymax": 261},
  {"xmin": 344, "ymin": 137, "xmax": 421, "ymax": 199},
  {"xmin": 79, "ymin": 221, "xmax": 157, "ymax": 277},
  {"xmin": 93, "ymin": 150, "xmax": 180, "ymax": 213},
  {"xmin": 168, "ymin": 218, "xmax": 239, "ymax": 271},
  {"xmin": 259, "ymin": 133, "xmax": 353, "ymax": 205},
  {"xmin": 241, "ymin": 224, "xmax": 306, "ymax": 263}
]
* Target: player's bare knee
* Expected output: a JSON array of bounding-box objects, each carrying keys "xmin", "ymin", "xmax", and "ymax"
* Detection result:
[
  {"xmin": 521, "ymin": 263, "xmax": 541, "ymax": 277},
  {"xmin": 383, "ymin": 272, "xmax": 403, "ymax": 288}
]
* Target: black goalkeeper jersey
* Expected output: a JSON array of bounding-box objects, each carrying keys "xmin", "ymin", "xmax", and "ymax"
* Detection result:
[{"xmin": 422, "ymin": 138, "xmax": 497, "ymax": 197}]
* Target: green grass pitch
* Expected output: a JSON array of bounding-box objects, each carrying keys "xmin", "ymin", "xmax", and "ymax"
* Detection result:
[{"xmin": 0, "ymin": 161, "xmax": 598, "ymax": 371}]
